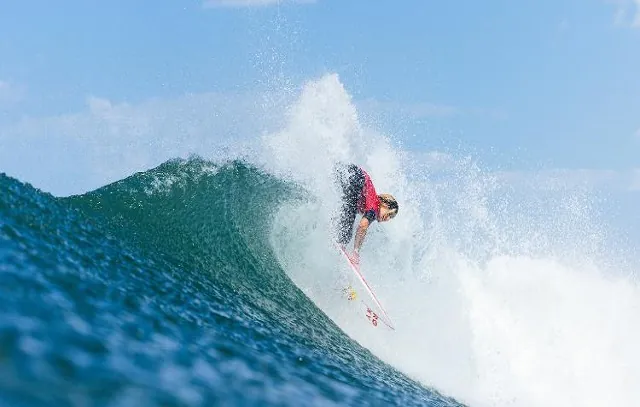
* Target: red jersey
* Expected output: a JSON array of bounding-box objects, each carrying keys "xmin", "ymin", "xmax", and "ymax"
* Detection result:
[{"xmin": 357, "ymin": 168, "xmax": 380, "ymax": 220}]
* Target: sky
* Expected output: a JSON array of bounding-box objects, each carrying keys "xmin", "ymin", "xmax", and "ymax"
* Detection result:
[{"xmin": 0, "ymin": 0, "xmax": 639, "ymax": 196}]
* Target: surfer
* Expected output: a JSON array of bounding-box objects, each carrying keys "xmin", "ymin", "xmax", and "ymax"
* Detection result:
[{"xmin": 334, "ymin": 163, "xmax": 398, "ymax": 264}]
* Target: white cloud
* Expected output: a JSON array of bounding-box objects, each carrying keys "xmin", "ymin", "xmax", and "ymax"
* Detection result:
[
  {"xmin": 490, "ymin": 167, "xmax": 640, "ymax": 193},
  {"xmin": 0, "ymin": 90, "xmax": 291, "ymax": 196},
  {"xmin": 629, "ymin": 169, "xmax": 640, "ymax": 191},
  {"xmin": 468, "ymin": 107, "xmax": 508, "ymax": 121},
  {"xmin": 357, "ymin": 98, "xmax": 459, "ymax": 120},
  {"xmin": 356, "ymin": 98, "xmax": 507, "ymax": 122},
  {"xmin": 203, "ymin": 0, "xmax": 315, "ymax": 8},
  {"xmin": 0, "ymin": 80, "xmax": 25, "ymax": 106},
  {"xmin": 607, "ymin": 0, "xmax": 640, "ymax": 27},
  {"xmin": 558, "ymin": 19, "xmax": 570, "ymax": 31},
  {"xmin": 494, "ymin": 168, "xmax": 624, "ymax": 191},
  {"xmin": 404, "ymin": 150, "xmax": 635, "ymax": 193}
]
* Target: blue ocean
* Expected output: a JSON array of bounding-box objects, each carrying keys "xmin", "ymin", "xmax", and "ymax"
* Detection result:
[
  {"xmin": 1, "ymin": 156, "xmax": 466, "ymax": 406},
  {"xmin": 2, "ymin": 75, "xmax": 639, "ymax": 407}
]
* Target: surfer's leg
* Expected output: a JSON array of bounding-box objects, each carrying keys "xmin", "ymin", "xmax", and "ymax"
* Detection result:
[
  {"xmin": 336, "ymin": 207, "xmax": 357, "ymax": 244},
  {"xmin": 335, "ymin": 165, "xmax": 365, "ymax": 244}
]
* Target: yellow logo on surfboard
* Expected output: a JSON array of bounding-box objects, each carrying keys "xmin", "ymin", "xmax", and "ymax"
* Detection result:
[{"xmin": 342, "ymin": 285, "xmax": 357, "ymax": 301}]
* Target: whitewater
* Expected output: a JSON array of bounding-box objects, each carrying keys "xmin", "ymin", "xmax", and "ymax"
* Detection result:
[
  {"xmin": 1, "ymin": 73, "xmax": 640, "ymax": 407},
  {"xmin": 256, "ymin": 74, "xmax": 640, "ymax": 407}
]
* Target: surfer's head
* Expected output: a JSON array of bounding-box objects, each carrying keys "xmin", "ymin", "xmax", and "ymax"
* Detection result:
[{"xmin": 378, "ymin": 194, "xmax": 398, "ymax": 222}]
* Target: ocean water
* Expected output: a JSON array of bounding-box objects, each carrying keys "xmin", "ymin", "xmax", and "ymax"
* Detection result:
[
  {"xmin": 0, "ymin": 159, "xmax": 461, "ymax": 407},
  {"xmin": 2, "ymin": 74, "xmax": 640, "ymax": 407}
]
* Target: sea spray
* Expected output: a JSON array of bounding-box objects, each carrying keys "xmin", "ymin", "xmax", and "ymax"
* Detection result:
[{"xmin": 264, "ymin": 73, "xmax": 640, "ymax": 407}]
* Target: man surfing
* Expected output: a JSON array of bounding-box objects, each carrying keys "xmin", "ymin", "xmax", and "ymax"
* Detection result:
[{"xmin": 334, "ymin": 163, "xmax": 399, "ymax": 265}]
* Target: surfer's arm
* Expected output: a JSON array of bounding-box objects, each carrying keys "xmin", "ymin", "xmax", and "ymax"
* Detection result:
[{"xmin": 353, "ymin": 216, "xmax": 371, "ymax": 254}]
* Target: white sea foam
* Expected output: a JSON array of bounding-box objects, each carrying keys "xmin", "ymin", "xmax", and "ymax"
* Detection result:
[{"xmin": 265, "ymin": 74, "xmax": 640, "ymax": 407}]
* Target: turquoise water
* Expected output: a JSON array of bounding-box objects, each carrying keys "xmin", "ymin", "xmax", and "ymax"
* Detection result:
[{"xmin": 0, "ymin": 158, "xmax": 464, "ymax": 406}]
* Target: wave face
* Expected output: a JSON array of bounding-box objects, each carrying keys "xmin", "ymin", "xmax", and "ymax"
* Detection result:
[{"xmin": 0, "ymin": 159, "xmax": 462, "ymax": 407}]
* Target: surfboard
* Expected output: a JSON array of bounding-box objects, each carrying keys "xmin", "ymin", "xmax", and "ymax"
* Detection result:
[{"xmin": 335, "ymin": 243, "xmax": 395, "ymax": 330}]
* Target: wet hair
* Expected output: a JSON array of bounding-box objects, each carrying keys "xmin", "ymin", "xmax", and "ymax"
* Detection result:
[{"xmin": 378, "ymin": 194, "xmax": 398, "ymax": 215}]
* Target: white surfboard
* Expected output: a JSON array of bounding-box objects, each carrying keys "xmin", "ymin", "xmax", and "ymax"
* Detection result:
[{"xmin": 335, "ymin": 243, "xmax": 395, "ymax": 330}]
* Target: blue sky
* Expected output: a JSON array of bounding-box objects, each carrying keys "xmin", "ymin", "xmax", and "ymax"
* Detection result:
[{"xmin": 0, "ymin": 0, "xmax": 639, "ymax": 194}]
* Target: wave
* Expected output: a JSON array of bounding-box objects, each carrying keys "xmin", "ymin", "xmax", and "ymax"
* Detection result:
[{"xmin": 0, "ymin": 160, "xmax": 461, "ymax": 406}]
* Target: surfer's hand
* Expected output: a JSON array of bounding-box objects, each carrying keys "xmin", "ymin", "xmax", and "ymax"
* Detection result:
[{"xmin": 350, "ymin": 250, "xmax": 360, "ymax": 266}]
